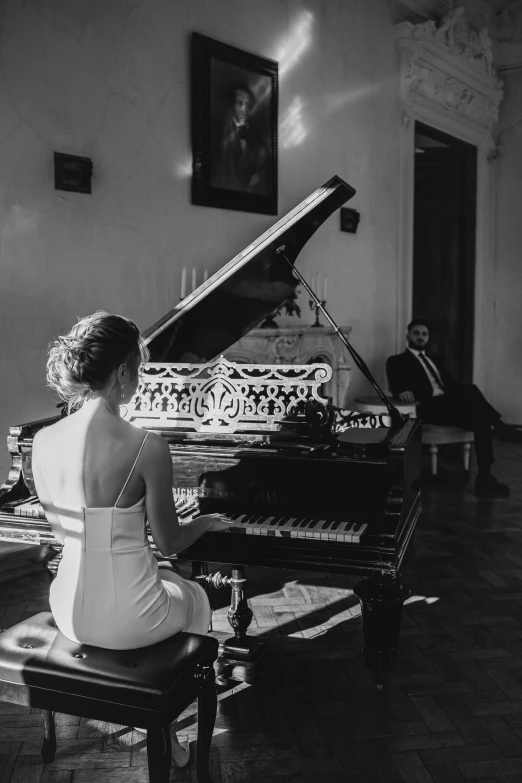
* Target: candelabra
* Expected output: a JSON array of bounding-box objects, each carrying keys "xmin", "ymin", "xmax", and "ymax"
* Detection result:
[{"xmin": 309, "ymin": 297, "xmax": 326, "ymax": 327}]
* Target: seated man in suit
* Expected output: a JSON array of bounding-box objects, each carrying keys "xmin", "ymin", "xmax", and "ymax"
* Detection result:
[{"xmin": 386, "ymin": 319, "xmax": 519, "ymax": 498}]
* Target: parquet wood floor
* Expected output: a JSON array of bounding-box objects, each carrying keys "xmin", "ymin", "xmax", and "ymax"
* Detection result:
[{"xmin": 1, "ymin": 441, "xmax": 522, "ymax": 782}]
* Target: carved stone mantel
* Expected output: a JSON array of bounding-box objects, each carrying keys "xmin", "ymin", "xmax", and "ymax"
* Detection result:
[
  {"xmin": 396, "ymin": 9, "xmax": 504, "ymax": 139},
  {"xmin": 221, "ymin": 325, "xmax": 352, "ymax": 408}
]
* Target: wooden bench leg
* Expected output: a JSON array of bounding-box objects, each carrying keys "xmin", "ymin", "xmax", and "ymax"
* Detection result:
[
  {"xmin": 146, "ymin": 724, "xmax": 172, "ymax": 782},
  {"xmin": 41, "ymin": 709, "xmax": 56, "ymax": 763},
  {"xmin": 463, "ymin": 442, "xmax": 471, "ymax": 471},
  {"xmin": 196, "ymin": 665, "xmax": 217, "ymax": 783},
  {"xmin": 429, "ymin": 444, "xmax": 438, "ymax": 476}
]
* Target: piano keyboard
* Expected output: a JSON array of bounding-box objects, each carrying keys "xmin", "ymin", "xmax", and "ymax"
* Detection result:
[
  {"xmin": 212, "ymin": 513, "xmax": 368, "ymax": 542},
  {"xmin": 6, "ymin": 496, "xmax": 368, "ymax": 543},
  {"xmin": 173, "ymin": 494, "xmax": 368, "ymax": 541}
]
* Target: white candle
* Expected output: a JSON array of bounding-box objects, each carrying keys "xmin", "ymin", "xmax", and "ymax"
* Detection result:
[
  {"xmin": 203, "ymin": 269, "xmax": 209, "ymax": 282},
  {"xmin": 180, "ymin": 267, "xmax": 187, "ymax": 299},
  {"xmin": 191, "ymin": 267, "xmax": 197, "ymax": 292},
  {"xmin": 311, "ymin": 273, "xmax": 316, "ymax": 296},
  {"xmin": 323, "ymin": 274, "xmax": 328, "ymax": 302}
]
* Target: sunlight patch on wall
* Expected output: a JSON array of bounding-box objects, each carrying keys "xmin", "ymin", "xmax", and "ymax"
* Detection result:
[
  {"xmin": 271, "ymin": 9, "xmax": 314, "ymax": 81},
  {"xmin": 323, "ymin": 84, "xmax": 379, "ymax": 114},
  {"xmin": 174, "ymin": 155, "xmax": 192, "ymax": 179},
  {"xmin": 280, "ymin": 96, "xmax": 308, "ymax": 149}
]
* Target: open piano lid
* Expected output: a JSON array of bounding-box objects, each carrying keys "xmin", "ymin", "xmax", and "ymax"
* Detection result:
[{"xmin": 143, "ymin": 175, "xmax": 356, "ymax": 362}]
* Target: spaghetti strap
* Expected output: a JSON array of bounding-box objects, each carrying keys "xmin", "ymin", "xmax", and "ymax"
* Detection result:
[{"xmin": 115, "ymin": 433, "xmax": 149, "ymax": 508}]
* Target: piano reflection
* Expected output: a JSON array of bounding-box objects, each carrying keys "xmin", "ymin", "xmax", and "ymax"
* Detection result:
[{"xmin": 0, "ymin": 176, "xmax": 421, "ymax": 687}]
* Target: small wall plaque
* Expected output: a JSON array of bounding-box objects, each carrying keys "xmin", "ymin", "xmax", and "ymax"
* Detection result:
[
  {"xmin": 54, "ymin": 152, "xmax": 93, "ymax": 194},
  {"xmin": 340, "ymin": 207, "xmax": 360, "ymax": 233}
]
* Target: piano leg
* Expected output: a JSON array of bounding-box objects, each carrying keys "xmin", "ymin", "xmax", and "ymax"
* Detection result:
[
  {"xmin": 192, "ymin": 564, "xmax": 265, "ymax": 682},
  {"xmin": 220, "ymin": 566, "xmax": 265, "ymax": 681},
  {"xmin": 353, "ymin": 573, "xmax": 411, "ymax": 690},
  {"xmin": 223, "ymin": 566, "xmax": 255, "ymax": 653}
]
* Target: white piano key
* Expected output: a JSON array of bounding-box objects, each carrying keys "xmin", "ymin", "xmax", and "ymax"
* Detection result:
[
  {"xmin": 351, "ymin": 522, "xmax": 368, "ymax": 543},
  {"xmin": 326, "ymin": 519, "xmax": 341, "ymax": 539},
  {"xmin": 289, "ymin": 518, "xmax": 308, "ymax": 538},
  {"xmin": 257, "ymin": 516, "xmax": 274, "ymax": 536},
  {"xmin": 311, "ymin": 519, "xmax": 329, "ymax": 541},
  {"xmin": 326, "ymin": 520, "xmax": 343, "ymax": 541},
  {"xmin": 302, "ymin": 518, "xmax": 322, "ymax": 540},
  {"xmin": 252, "ymin": 515, "xmax": 269, "ymax": 536},
  {"xmin": 243, "ymin": 515, "xmax": 262, "ymax": 535},
  {"xmin": 278, "ymin": 517, "xmax": 297, "ymax": 535},
  {"xmin": 271, "ymin": 517, "xmax": 289, "ymax": 537}
]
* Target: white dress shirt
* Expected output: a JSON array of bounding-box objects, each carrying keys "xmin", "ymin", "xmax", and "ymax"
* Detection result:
[{"xmin": 407, "ymin": 347, "xmax": 445, "ymax": 397}]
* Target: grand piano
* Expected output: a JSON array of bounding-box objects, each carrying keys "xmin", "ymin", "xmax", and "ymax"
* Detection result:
[{"xmin": 0, "ymin": 176, "xmax": 421, "ymax": 686}]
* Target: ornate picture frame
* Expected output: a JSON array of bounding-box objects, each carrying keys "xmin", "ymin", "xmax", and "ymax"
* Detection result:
[{"xmin": 191, "ymin": 33, "xmax": 278, "ymax": 215}]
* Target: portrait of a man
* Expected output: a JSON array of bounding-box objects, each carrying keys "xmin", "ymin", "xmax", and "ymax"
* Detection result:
[
  {"xmin": 191, "ymin": 33, "xmax": 278, "ymax": 215},
  {"xmin": 211, "ymin": 79, "xmax": 269, "ymax": 195}
]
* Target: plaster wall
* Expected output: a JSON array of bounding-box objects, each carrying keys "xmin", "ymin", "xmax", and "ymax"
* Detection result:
[{"xmin": 0, "ymin": 0, "xmax": 403, "ymax": 483}]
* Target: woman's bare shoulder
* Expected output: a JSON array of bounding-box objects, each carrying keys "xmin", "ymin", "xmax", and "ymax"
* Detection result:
[
  {"xmin": 141, "ymin": 429, "xmax": 170, "ymax": 457},
  {"xmin": 33, "ymin": 414, "xmax": 76, "ymax": 448}
]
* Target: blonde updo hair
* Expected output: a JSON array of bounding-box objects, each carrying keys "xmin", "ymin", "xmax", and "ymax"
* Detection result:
[{"xmin": 47, "ymin": 311, "xmax": 149, "ymax": 412}]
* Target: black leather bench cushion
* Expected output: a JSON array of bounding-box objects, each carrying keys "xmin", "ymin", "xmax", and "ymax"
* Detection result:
[{"xmin": 0, "ymin": 612, "xmax": 218, "ymax": 710}]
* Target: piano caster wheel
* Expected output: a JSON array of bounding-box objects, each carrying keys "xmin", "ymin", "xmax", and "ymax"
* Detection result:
[
  {"xmin": 214, "ymin": 659, "xmax": 233, "ymax": 687},
  {"xmin": 215, "ymin": 673, "xmax": 229, "ymax": 687}
]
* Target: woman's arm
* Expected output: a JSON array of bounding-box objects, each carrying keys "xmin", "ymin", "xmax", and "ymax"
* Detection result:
[
  {"xmin": 32, "ymin": 431, "xmax": 66, "ymax": 545},
  {"xmin": 141, "ymin": 434, "xmax": 229, "ymax": 556}
]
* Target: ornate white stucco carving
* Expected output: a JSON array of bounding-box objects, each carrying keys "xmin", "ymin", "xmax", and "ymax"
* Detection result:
[{"xmin": 396, "ymin": 8, "xmax": 504, "ymax": 134}]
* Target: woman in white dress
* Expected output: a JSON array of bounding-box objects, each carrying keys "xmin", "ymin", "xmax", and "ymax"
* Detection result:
[{"xmin": 32, "ymin": 310, "xmax": 232, "ymax": 766}]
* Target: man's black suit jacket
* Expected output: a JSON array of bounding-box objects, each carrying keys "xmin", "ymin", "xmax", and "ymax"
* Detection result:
[{"xmin": 386, "ymin": 350, "xmax": 457, "ymax": 404}]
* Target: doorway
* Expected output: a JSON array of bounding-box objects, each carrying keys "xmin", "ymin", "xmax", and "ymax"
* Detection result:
[{"xmin": 412, "ymin": 121, "xmax": 477, "ymax": 383}]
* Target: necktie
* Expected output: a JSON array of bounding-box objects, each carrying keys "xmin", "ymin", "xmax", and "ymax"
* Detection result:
[{"xmin": 418, "ymin": 351, "xmax": 445, "ymax": 393}]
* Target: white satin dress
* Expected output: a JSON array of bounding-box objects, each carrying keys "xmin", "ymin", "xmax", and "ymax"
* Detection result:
[{"xmin": 45, "ymin": 434, "xmax": 211, "ymax": 649}]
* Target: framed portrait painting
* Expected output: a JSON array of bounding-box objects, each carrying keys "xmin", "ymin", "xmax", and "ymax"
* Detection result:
[{"xmin": 191, "ymin": 33, "xmax": 278, "ymax": 215}]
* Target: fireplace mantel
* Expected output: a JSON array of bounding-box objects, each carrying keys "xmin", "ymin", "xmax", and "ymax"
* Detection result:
[{"xmin": 222, "ymin": 324, "xmax": 352, "ymax": 407}]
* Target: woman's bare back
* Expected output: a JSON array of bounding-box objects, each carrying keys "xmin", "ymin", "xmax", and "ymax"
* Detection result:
[{"xmin": 34, "ymin": 402, "xmax": 148, "ymax": 511}]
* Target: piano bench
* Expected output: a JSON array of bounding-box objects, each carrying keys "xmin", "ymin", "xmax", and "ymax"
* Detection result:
[
  {"xmin": 0, "ymin": 611, "xmax": 218, "ymax": 783},
  {"xmin": 422, "ymin": 424, "xmax": 474, "ymax": 476}
]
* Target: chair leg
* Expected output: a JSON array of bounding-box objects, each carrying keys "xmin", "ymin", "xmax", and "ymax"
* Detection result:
[
  {"xmin": 196, "ymin": 665, "xmax": 217, "ymax": 783},
  {"xmin": 463, "ymin": 442, "xmax": 471, "ymax": 472},
  {"xmin": 41, "ymin": 709, "xmax": 56, "ymax": 763},
  {"xmin": 429, "ymin": 445, "xmax": 438, "ymax": 476},
  {"xmin": 146, "ymin": 724, "xmax": 172, "ymax": 783}
]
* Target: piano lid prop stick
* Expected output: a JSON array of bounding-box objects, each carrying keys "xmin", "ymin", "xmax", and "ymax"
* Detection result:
[{"xmin": 275, "ymin": 245, "xmax": 404, "ymax": 429}]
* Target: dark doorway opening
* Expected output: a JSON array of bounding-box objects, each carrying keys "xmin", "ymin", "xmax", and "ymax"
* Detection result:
[{"xmin": 412, "ymin": 122, "xmax": 477, "ymax": 383}]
